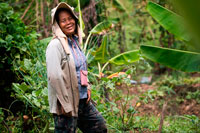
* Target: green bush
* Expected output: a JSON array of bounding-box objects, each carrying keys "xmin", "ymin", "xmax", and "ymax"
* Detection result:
[
  {"xmin": 0, "ymin": 3, "xmax": 38, "ymax": 70},
  {"xmin": 0, "ymin": 3, "xmax": 53, "ymax": 132}
]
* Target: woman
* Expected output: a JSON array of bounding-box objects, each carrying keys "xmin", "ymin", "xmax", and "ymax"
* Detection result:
[{"xmin": 46, "ymin": 2, "xmax": 107, "ymax": 133}]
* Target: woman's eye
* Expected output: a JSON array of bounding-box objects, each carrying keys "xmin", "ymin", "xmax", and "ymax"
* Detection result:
[
  {"xmin": 61, "ymin": 19, "xmax": 66, "ymax": 23},
  {"xmin": 68, "ymin": 17, "xmax": 72, "ymax": 20}
]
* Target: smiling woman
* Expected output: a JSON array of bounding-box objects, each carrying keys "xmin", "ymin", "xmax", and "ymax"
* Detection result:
[
  {"xmin": 46, "ymin": 2, "xmax": 107, "ymax": 133},
  {"xmin": 55, "ymin": 8, "xmax": 77, "ymax": 36}
]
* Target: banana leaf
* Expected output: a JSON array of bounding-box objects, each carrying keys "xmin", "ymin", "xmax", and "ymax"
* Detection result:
[
  {"xmin": 92, "ymin": 35, "xmax": 109, "ymax": 63},
  {"xmin": 140, "ymin": 45, "xmax": 200, "ymax": 72},
  {"xmin": 109, "ymin": 50, "xmax": 140, "ymax": 65},
  {"xmin": 84, "ymin": 20, "xmax": 116, "ymax": 52},
  {"xmin": 146, "ymin": 2, "xmax": 190, "ymax": 42},
  {"xmin": 90, "ymin": 21, "xmax": 113, "ymax": 34},
  {"xmin": 173, "ymin": 0, "xmax": 200, "ymax": 51}
]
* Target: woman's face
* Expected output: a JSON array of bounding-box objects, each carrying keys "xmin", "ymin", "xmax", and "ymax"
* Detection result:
[{"xmin": 58, "ymin": 11, "xmax": 76, "ymax": 36}]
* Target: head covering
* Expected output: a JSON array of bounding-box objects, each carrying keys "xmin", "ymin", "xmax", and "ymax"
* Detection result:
[
  {"xmin": 51, "ymin": 2, "xmax": 78, "ymax": 24},
  {"xmin": 51, "ymin": 2, "xmax": 83, "ymax": 54}
]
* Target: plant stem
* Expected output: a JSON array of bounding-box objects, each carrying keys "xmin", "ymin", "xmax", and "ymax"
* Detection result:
[{"xmin": 84, "ymin": 32, "xmax": 92, "ymax": 53}]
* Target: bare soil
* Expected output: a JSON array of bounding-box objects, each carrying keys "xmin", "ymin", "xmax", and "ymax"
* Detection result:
[{"xmin": 117, "ymin": 82, "xmax": 200, "ymax": 117}]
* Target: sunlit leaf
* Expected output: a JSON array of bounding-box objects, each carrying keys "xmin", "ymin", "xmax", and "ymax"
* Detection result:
[
  {"xmin": 140, "ymin": 45, "xmax": 200, "ymax": 72},
  {"xmin": 146, "ymin": 2, "xmax": 190, "ymax": 41},
  {"xmin": 90, "ymin": 21, "xmax": 113, "ymax": 34},
  {"xmin": 92, "ymin": 35, "xmax": 109, "ymax": 63},
  {"xmin": 24, "ymin": 58, "xmax": 32, "ymax": 70},
  {"xmin": 109, "ymin": 50, "xmax": 140, "ymax": 65}
]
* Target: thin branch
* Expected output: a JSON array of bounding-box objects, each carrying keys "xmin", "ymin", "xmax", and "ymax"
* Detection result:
[
  {"xmin": 35, "ymin": 0, "xmax": 39, "ymax": 32},
  {"xmin": 2, "ymin": 120, "xmax": 11, "ymax": 133},
  {"xmin": 40, "ymin": 0, "xmax": 49, "ymax": 37},
  {"xmin": 158, "ymin": 101, "xmax": 168, "ymax": 133},
  {"xmin": 21, "ymin": 0, "xmax": 35, "ymax": 20}
]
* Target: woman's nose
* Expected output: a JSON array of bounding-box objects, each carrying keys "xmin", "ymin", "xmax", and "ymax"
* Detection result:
[{"xmin": 66, "ymin": 20, "xmax": 71, "ymax": 25}]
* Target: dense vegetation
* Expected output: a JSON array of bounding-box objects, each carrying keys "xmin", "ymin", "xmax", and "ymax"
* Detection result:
[{"xmin": 0, "ymin": 0, "xmax": 199, "ymax": 132}]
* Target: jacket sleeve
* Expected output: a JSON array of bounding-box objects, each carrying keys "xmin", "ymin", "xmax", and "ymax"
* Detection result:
[{"xmin": 46, "ymin": 39, "xmax": 73, "ymax": 113}]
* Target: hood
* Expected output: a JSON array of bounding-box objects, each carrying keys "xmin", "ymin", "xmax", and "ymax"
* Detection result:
[{"xmin": 51, "ymin": 2, "xmax": 83, "ymax": 52}]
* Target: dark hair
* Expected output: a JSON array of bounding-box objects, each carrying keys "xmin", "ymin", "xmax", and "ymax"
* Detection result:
[{"xmin": 55, "ymin": 8, "xmax": 77, "ymax": 24}]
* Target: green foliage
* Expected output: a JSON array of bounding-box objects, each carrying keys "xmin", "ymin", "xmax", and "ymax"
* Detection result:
[
  {"xmin": 140, "ymin": 45, "xmax": 200, "ymax": 72},
  {"xmin": 186, "ymin": 90, "xmax": 200, "ymax": 103},
  {"xmin": 0, "ymin": 3, "xmax": 38, "ymax": 68},
  {"xmin": 90, "ymin": 20, "xmax": 114, "ymax": 34},
  {"xmin": 91, "ymin": 70, "xmax": 138, "ymax": 132},
  {"xmin": 91, "ymin": 35, "xmax": 109, "ymax": 63},
  {"xmin": 132, "ymin": 115, "xmax": 160, "ymax": 132},
  {"xmin": 1, "ymin": 1, "xmax": 200, "ymax": 132},
  {"xmin": 146, "ymin": 1, "xmax": 190, "ymax": 41},
  {"xmin": 163, "ymin": 115, "xmax": 200, "ymax": 133},
  {"xmin": 156, "ymin": 74, "xmax": 200, "ymax": 104},
  {"xmin": 112, "ymin": 0, "xmax": 126, "ymax": 12},
  {"xmin": 143, "ymin": 2, "xmax": 200, "ymax": 72},
  {"xmin": 174, "ymin": 0, "xmax": 200, "ymax": 51},
  {"xmin": 109, "ymin": 50, "xmax": 140, "ymax": 65},
  {"xmin": 10, "ymin": 36, "xmax": 52, "ymax": 132},
  {"xmin": 84, "ymin": 20, "xmax": 116, "ymax": 53},
  {"xmin": 77, "ymin": 0, "xmax": 85, "ymax": 38}
]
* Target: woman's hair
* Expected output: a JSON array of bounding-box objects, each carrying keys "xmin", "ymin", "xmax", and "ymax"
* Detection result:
[{"xmin": 55, "ymin": 8, "xmax": 78, "ymax": 24}]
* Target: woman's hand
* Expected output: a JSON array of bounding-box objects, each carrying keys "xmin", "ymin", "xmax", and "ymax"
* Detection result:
[{"xmin": 86, "ymin": 89, "xmax": 91, "ymax": 104}]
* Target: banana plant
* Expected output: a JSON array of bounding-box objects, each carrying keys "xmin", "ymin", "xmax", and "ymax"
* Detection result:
[
  {"xmin": 83, "ymin": 20, "xmax": 114, "ymax": 53},
  {"xmin": 146, "ymin": 2, "xmax": 190, "ymax": 42},
  {"xmin": 140, "ymin": 45, "xmax": 200, "ymax": 72},
  {"xmin": 141, "ymin": 2, "xmax": 200, "ymax": 72},
  {"xmin": 81, "ymin": 1, "xmax": 200, "ymax": 74},
  {"xmin": 91, "ymin": 35, "xmax": 140, "ymax": 73}
]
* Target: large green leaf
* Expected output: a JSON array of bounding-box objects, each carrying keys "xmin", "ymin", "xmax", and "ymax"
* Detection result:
[
  {"xmin": 173, "ymin": 0, "xmax": 200, "ymax": 52},
  {"xmin": 140, "ymin": 45, "xmax": 200, "ymax": 72},
  {"xmin": 146, "ymin": 2, "xmax": 190, "ymax": 42},
  {"xmin": 109, "ymin": 50, "xmax": 140, "ymax": 65},
  {"xmin": 84, "ymin": 20, "xmax": 116, "ymax": 52},
  {"xmin": 90, "ymin": 21, "xmax": 113, "ymax": 34},
  {"xmin": 92, "ymin": 35, "xmax": 109, "ymax": 63}
]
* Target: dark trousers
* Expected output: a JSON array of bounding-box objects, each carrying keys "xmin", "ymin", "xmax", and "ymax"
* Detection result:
[{"xmin": 53, "ymin": 99, "xmax": 107, "ymax": 133}]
